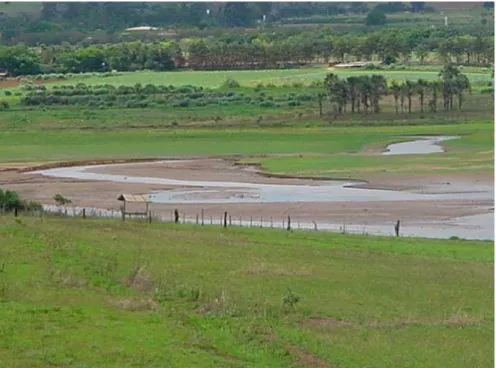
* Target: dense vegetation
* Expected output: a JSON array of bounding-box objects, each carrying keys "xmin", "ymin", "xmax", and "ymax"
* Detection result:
[
  {"xmin": 0, "ymin": 188, "xmax": 41, "ymax": 213},
  {"xmin": 0, "ymin": 27, "xmax": 493, "ymax": 76},
  {"xmin": 325, "ymin": 65, "xmax": 472, "ymax": 115},
  {"xmin": 0, "ymin": 1, "xmax": 458, "ymax": 40}
]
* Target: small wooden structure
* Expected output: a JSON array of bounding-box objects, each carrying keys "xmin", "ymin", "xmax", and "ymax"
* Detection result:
[{"xmin": 117, "ymin": 194, "xmax": 150, "ymax": 221}]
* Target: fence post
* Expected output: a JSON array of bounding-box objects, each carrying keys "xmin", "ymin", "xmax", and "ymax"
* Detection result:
[
  {"xmin": 148, "ymin": 211, "xmax": 152, "ymax": 224},
  {"xmin": 270, "ymin": 217, "xmax": 273, "ymax": 228},
  {"xmin": 210, "ymin": 216, "xmax": 213, "ymax": 225},
  {"xmin": 196, "ymin": 213, "xmax": 199, "ymax": 225},
  {"xmin": 313, "ymin": 221, "xmax": 318, "ymax": 231},
  {"xmin": 82, "ymin": 208, "xmax": 86, "ymax": 219},
  {"xmin": 287, "ymin": 216, "xmax": 291, "ymax": 231},
  {"xmin": 174, "ymin": 209, "xmax": 179, "ymax": 224},
  {"xmin": 14, "ymin": 207, "xmax": 18, "ymax": 217},
  {"xmin": 250, "ymin": 217, "xmax": 253, "ymax": 227},
  {"xmin": 394, "ymin": 220, "xmax": 401, "ymax": 237},
  {"xmin": 201, "ymin": 209, "xmax": 204, "ymax": 226},
  {"xmin": 229, "ymin": 215, "xmax": 232, "ymax": 226},
  {"xmin": 260, "ymin": 217, "xmax": 263, "ymax": 228},
  {"xmin": 223, "ymin": 211, "xmax": 227, "ymax": 228}
]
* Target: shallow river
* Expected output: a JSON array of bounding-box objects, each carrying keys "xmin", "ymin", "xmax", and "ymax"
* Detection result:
[{"xmin": 32, "ymin": 136, "xmax": 494, "ymax": 240}]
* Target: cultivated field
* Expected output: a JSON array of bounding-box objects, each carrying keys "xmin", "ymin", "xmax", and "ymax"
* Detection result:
[{"xmin": 46, "ymin": 67, "xmax": 492, "ymax": 88}]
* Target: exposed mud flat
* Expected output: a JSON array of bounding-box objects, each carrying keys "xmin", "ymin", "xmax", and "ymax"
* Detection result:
[{"xmin": 28, "ymin": 136, "xmax": 494, "ymax": 240}]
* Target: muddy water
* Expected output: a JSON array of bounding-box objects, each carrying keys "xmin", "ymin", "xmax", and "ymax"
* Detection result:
[
  {"xmin": 31, "ymin": 136, "xmax": 494, "ymax": 240},
  {"xmin": 383, "ymin": 136, "xmax": 459, "ymax": 155}
]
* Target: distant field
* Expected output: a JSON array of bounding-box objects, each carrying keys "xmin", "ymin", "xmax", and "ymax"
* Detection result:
[
  {"xmin": 0, "ymin": 120, "xmax": 492, "ymax": 165},
  {"xmin": 52, "ymin": 68, "xmax": 492, "ymax": 88},
  {"xmin": 0, "ymin": 1, "xmax": 41, "ymax": 16},
  {"xmin": 0, "ymin": 216, "xmax": 492, "ymax": 367}
]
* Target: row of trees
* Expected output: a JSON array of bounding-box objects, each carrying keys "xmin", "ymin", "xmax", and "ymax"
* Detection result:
[
  {"xmin": 2, "ymin": 2, "xmax": 434, "ymax": 37},
  {"xmin": 324, "ymin": 65, "xmax": 471, "ymax": 115},
  {"xmin": 0, "ymin": 28, "xmax": 493, "ymax": 75}
]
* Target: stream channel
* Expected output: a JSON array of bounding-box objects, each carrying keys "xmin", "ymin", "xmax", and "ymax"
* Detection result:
[{"xmin": 32, "ymin": 136, "xmax": 494, "ymax": 240}]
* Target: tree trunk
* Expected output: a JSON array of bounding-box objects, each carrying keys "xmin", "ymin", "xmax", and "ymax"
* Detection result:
[
  {"xmin": 394, "ymin": 96, "xmax": 399, "ymax": 114},
  {"xmin": 408, "ymin": 96, "xmax": 412, "ymax": 114},
  {"xmin": 419, "ymin": 92, "xmax": 424, "ymax": 113}
]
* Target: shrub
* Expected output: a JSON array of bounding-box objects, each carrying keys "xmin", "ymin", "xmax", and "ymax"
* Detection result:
[
  {"xmin": 4, "ymin": 90, "xmax": 12, "ymax": 96},
  {"xmin": 54, "ymin": 194, "xmax": 72, "ymax": 206},
  {"xmin": 0, "ymin": 101, "xmax": 9, "ymax": 110},
  {"xmin": 221, "ymin": 78, "xmax": 241, "ymax": 88}
]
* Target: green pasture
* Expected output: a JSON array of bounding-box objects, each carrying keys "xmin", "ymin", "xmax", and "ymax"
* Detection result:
[
  {"xmin": 240, "ymin": 121, "xmax": 494, "ymax": 178},
  {"xmin": 51, "ymin": 67, "xmax": 492, "ymax": 88},
  {"xmin": 0, "ymin": 119, "xmax": 492, "ymax": 167},
  {"xmin": 0, "ymin": 215, "xmax": 492, "ymax": 367}
]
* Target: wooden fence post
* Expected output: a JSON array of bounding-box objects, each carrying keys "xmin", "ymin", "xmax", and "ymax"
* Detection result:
[
  {"xmin": 287, "ymin": 216, "xmax": 291, "ymax": 231},
  {"xmin": 82, "ymin": 208, "xmax": 86, "ymax": 219},
  {"xmin": 394, "ymin": 220, "xmax": 400, "ymax": 237},
  {"xmin": 201, "ymin": 209, "xmax": 204, "ymax": 226},
  {"xmin": 148, "ymin": 212, "xmax": 152, "ymax": 224},
  {"xmin": 174, "ymin": 209, "xmax": 179, "ymax": 224},
  {"xmin": 250, "ymin": 217, "xmax": 253, "ymax": 227},
  {"xmin": 196, "ymin": 214, "xmax": 199, "ymax": 225},
  {"xmin": 229, "ymin": 215, "xmax": 232, "ymax": 226},
  {"xmin": 223, "ymin": 211, "xmax": 227, "ymax": 228},
  {"xmin": 14, "ymin": 207, "xmax": 17, "ymax": 217}
]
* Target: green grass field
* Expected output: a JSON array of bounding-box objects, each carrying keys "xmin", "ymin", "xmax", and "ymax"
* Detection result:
[
  {"xmin": 0, "ymin": 215, "xmax": 492, "ymax": 367},
  {"xmin": 241, "ymin": 121, "xmax": 494, "ymax": 178},
  {"xmin": 51, "ymin": 67, "xmax": 492, "ymax": 88},
  {"xmin": 0, "ymin": 119, "xmax": 492, "ymax": 165}
]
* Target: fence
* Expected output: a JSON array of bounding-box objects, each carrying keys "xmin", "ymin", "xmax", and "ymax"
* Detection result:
[{"xmin": 3, "ymin": 204, "xmax": 401, "ymax": 238}]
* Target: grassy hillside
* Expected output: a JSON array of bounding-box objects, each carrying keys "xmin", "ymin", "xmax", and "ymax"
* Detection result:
[{"xmin": 0, "ymin": 215, "xmax": 492, "ymax": 367}]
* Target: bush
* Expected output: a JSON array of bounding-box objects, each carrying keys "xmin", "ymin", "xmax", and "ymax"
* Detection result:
[
  {"xmin": 0, "ymin": 101, "xmax": 9, "ymax": 110},
  {"xmin": 221, "ymin": 78, "xmax": 241, "ymax": 88},
  {"xmin": 4, "ymin": 90, "xmax": 12, "ymax": 96}
]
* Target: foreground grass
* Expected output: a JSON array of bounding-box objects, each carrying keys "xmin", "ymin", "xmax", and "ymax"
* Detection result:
[{"xmin": 0, "ymin": 215, "xmax": 493, "ymax": 367}]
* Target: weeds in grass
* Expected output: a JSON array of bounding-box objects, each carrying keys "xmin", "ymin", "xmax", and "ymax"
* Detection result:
[{"xmin": 282, "ymin": 289, "xmax": 301, "ymax": 311}]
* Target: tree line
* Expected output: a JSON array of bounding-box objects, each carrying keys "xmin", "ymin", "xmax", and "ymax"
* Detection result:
[
  {"xmin": 324, "ymin": 65, "xmax": 472, "ymax": 116},
  {"xmin": 0, "ymin": 28, "xmax": 493, "ymax": 76},
  {"xmin": 0, "ymin": 2, "xmax": 437, "ymax": 40}
]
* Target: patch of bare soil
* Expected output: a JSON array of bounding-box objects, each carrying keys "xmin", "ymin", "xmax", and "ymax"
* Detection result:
[
  {"xmin": 302, "ymin": 318, "xmax": 353, "ymax": 329},
  {"xmin": 0, "ymin": 157, "xmax": 492, "ymax": 228}
]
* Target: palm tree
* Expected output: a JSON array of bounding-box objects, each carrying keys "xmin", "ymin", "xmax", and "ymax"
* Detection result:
[
  {"xmin": 428, "ymin": 80, "xmax": 441, "ymax": 112},
  {"xmin": 390, "ymin": 81, "xmax": 401, "ymax": 114},
  {"xmin": 404, "ymin": 80, "xmax": 415, "ymax": 114},
  {"xmin": 324, "ymin": 73, "xmax": 348, "ymax": 115},
  {"xmin": 400, "ymin": 83, "xmax": 407, "ymax": 114},
  {"xmin": 346, "ymin": 76, "xmax": 360, "ymax": 113},
  {"xmin": 416, "ymin": 79, "xmax": 428, "ymax": 113},
  {"xmin": 454, "ymin": 74, "xmax": 471, "ymax": 110},
  {"xmin": 317, "ymin": 92, "xmax": 325, "ymax": 117},
  {"xmin": 357, "ymin": 76, "xmax": 371, "ymax": 113},
  {"xmin": 370, "ymin": 75, "xmax": 387, "ymax": 113}
]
